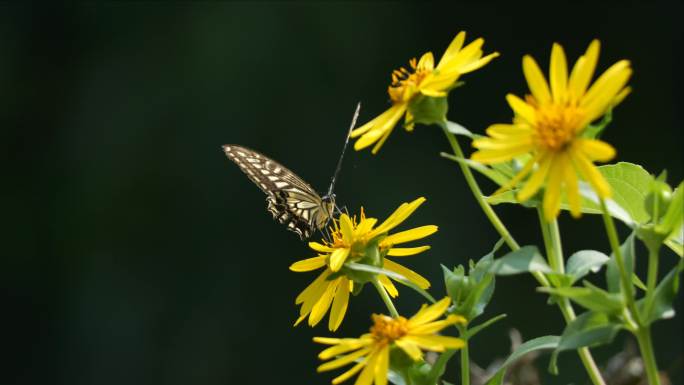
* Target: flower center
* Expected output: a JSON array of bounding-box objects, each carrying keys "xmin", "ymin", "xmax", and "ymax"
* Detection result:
[
  {"xmin": 388, "ymin": 57, "xmax": 433, "ymax": 104},
  {"xmin": 531, "ymin": 97, "xmax": 585, "ymax": 151},
  {"xmin": 370, "ymin": 314, "xmax": 409, "ymax": 345}
]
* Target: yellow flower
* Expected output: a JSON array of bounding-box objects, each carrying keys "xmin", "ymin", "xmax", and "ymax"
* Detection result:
[
  {"xmin": 351, "ymin": 31, "xmax": 499, "ymax": 154},
  {"xmin": 471, "ymin": 40, "xmax": 632, "ymax": 220},
  {"xmin": 313, "ymin": 298, "xmax": 466, "ymax": 385},
  {"xmin": 290, "ymin": 197, "xmax": 437, "ymax": 331}
]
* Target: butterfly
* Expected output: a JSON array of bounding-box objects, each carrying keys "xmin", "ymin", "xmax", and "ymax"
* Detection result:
[{"xmin": 222, "ymin": 104, "xmax": 360, "ymax": 240}]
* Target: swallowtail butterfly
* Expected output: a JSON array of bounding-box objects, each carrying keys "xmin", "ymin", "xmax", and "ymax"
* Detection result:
[{"xmin": 222, "ymin": 104, "xmax": 360, "ymax": 239}]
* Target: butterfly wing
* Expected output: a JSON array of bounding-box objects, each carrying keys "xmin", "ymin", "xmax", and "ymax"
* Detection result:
[{"xmin": 222, "ymin": 144, "xmax": 330, "ymax": 239}]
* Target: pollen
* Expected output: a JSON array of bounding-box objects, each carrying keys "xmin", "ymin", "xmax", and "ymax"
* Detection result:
[
  {"xmin": 532, "ymin": 99, "xmax": 585, "ymax": 151},
  {"xmin": 387, "ymin": 56, "xmax": 434, "ymax": 104},
  {"xmin": 370, "ymin": 314, "xmax": 410, "ymax": 345}
]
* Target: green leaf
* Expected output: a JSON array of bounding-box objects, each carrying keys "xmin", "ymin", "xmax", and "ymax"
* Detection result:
[
  {"xmin": 445, "ymin": 121, "xmax": 474, "ymax": 138},
  {"xmin": 387, "ymin": 369, "xmax": 407, "ymax": 385},
  {"xmin": 565, "ymin": 250, "xmax": 610, "ymax": 284},
  {"xmin": 485, "ymin": 162, "xmax": 655, "ymax": 226},
  {"xmin": 549, "ymin": 311, "xmax": 622, "ymax": 374},
  {"xmin": 638, "ymin": 259, "xmax": 684, "ymax": 325},
  {"xmin": 597, "ymin": 162, "xmax": 655, "ymax": 224},
  {"xmin": 347, "ymin": 262, "xmax": 436, "ymax": 304},
  {"xmin": 443, "ymin": 240, "xmax": 501, "ymax": 321},
  {"xmin": 665, "ymin": 224, "xmax": 683, "ymax": 257},
  {"xmin": 484, "ymin": 336, "xmax": 560, "ymax": 385},
  {"xmin": 465, "ymin": 313, "xmax": 507, "ymax": 339},
  {"xmin": 539, "ymin": 281, "xmax": 624, "ymax": 314},
  {"xmin": 658, "ymin": 181, "xmax": 683, "ymax": 246},
  {"xmin": 606, "ymin": 232, "xmax": 636, "ymax": 294},
  {"xmin": 488, "ymin": 246, "xmax": 552, "ymax": 275}
]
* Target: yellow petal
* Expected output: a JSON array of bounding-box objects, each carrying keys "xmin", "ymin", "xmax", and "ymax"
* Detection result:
[
  {"xmin": 314, "ymin": 336, "xmax": 344, "ymax": 345},
  {"xmin": 382, "ymin": 225, "xmax": 438, "ymax": 245},
  {"xmin": 353, "ymin": 105, "xmax": 406, "ymax": 152},
  {"xmin": 470, "ymin": 145, "xmax": 534, "ymax": 164},
  {"xmin": 571, "ymin": 146, "xmax": 612, "ymax": 198},
  {"xmin": 485, "ymin": 123, "xmax": 532, "ymax": 139},
  {"xmin": 403, "ymin": 335, "xmax": 465, "ymax": 351},
  {"xmin": 309, "ymin": 241, "xmax": 335, "ymax": 253},
  {"xmin": 568, "ymin": 39, "xmax": 600, "ymax": 101},
  {"xmin": 386, "ymin": 246, "xmax": 431, "ymax": 257},
  {"xmin": 517, "ymin": 153, "xmax": 552, "ymax": 201},
  {"xmin": 319, "ymin": 339, "xmax": 370, "ymax": 359},
  {"xmin": 371, "ymin": 197, "xmax": 426, "ymax": 236},
  {"xmin": 409, "ymin": 297, "xmax": 451, "ymax": 326},
  {"xmin": 612, "ymin": 86, "xmax": 631, "ymax": 108},
  {"xmin": 290, "ymin": 255, "xmax": 327, "ymax": 272},
  {"xmin": 332, "ymin": 361, "xmax": 366, "ymax": 385},
  {"xmin": 409, "ymin": 315, "xmax": 466, "ymax": 334},
  {"xmin": 455, "ymin": 51, "xmax": 499, "ymax": 74},
  {"xmin": 309, "ymin": 280, "xmax": 336, "ymax": 326},
  {"xmin": 436, "ymin": 31, "xmax": 466, "ymax": 69},
  {"xmin": 394, "ymin": 339, "xmax": 423, "ymax": 361},
  {"xmin": 384, "ymin": 259, "xmax": 431, "ymax": 289},
  {"xmin": 542, "ymin": 155, "xmax": 564, "ymax": 221},
  {"xmin": 550, "ymin": 43, "xmax": 568, "ymax": 103},
  {"xmin": 417, "ymin": 52, "xmax": 435, "ymax": 71},
  {"xmin": 561, "ymin": 153, "xmax": 582, "ymax": 218},
  {"xmin": 351, "ymin": 106, "xmax": 395, "ymax": 138},
  {"xmin": 470, "ymin": 135, "xmax": 533, "ymax": 150},
  {"xmin": 378, "ymin": 274, "xmax": 399, "ymax": 298},
  {"xmin": 580, "ymin": 60, "xmax": 631, "ymax": 124},
  {"xmin": 329, "ymin": 248, "xmax": 351, "ymax": 272},
  {"xmin": 340, "ymin": 214, "xmax": 354, "ymax": 242},
  {"xmin": 445, "ymin": 37, "xmax": 484, "ymax": 70},
  {"xmin": 506, "ymin": 94, "xmax": 537, "ymax": 125},
  {"xmin": 296, "ymin": 270, "xmax": 331, "ymax": 305},
  {"xmin": 373, "ymin": 346, "xmax": 389, "ymax": 385},
  {"xmin": 420, "ymin": 88, "xmax": 447, "ymax": 98},
  {"xmin": 329, "ymin": 277, "xmax": 350, "ymax": 331},
  {"xmin": 577, "ymin": 138, "xmax": 616, "ymax": 162},
  {"xmin": 354, "ymin": 350, "xmax": 379, "ymax": 385},
  {"xmin": 522, "ymin": 55, "xmax": 551, "ymax": 105},
  {"xmin": 318, "ymin": 347, "xmax": 372, "ymax": 372},
  {"xmin": 355, "ymin": 217, "xmax": 378, "ymax": 236}
]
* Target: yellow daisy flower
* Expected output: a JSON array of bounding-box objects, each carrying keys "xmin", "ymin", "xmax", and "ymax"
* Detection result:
[
  {"xmin": 290, "ymin": 197, "xmax": 437, "ymax": 331},
  {"xmin": 313, "ymin": 297, "xmax": 466, "ymax": 385},
  {"xmin": 471, "ymin": 40, "xmax": 632, "ymax": 220},
  {"xmin": 351, "ymin": 31, "xmax": 499, "ymax": 154}
]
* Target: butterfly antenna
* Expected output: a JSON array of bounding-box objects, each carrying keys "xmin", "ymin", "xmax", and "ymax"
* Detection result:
[{"xmin": 327, "ymin": 102, "xmax": 361, "ymax": 198}]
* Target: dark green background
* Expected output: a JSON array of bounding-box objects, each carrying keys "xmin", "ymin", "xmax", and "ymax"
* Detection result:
[{"xmin": 1, "ymin": 2, "xmax": 682, "ymax": 385}]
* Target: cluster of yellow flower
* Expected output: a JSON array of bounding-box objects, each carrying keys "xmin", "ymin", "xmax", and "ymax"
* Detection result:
[{"xmin": 290, "ymin": 31, "xmax": 632, "ymax": 385}]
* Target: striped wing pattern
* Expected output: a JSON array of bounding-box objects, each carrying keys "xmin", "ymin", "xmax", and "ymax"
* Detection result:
[{"xmin": 222, "ymin": 144, "xmax": 329, "ymax": 239}]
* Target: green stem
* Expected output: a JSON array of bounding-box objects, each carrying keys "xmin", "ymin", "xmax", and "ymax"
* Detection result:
[
  {"xmin": 646, "ymin": 246, "xmax": 660, "ymax": 297},
  {"xmin": 537, "ymin": 209, "xmax": 560, "ymax": 272},
  {"xmin": 537, "ymin": 208, "xmax": 607, "ymax": 385},
  {"xmin": 458, "ymin": 325, "xmax": 470, "ymax": 385},
  {"xmin": 372, "ymin": 277, "xmax": 399, "ymax": 318},
  {"xmin": 599, "ymin": 198, "xmax": 641, "ymax": 326},
  {"xmin": 636, "ymin": 328, "xmax": 662, "ymax": 385},
  {"xmin": 440, "ymin": 123, "xmax": 520, "ymax": 251}
]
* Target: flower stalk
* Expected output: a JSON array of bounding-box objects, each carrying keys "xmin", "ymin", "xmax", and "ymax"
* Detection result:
[
  {"xmin": 372, "ymin": 277, "xmax": 399, "ymax": 318},
  {"xmin": 599, "ymin": 198, "xmax": 661, "ymax": 385},
  {"xmin": 537, "ymin": 208, "xmax": 607, "ymax": 385}
]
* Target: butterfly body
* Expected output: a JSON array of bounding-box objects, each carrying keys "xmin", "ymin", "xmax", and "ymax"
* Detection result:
[{"xmin": 222, "ymin": 144, "xmax": 334, "ymax": 239}]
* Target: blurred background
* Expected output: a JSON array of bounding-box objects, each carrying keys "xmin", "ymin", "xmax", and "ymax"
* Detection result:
[{"xmin": 1, "ymin": 2, "xmax": 682, "ymax": 385}]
